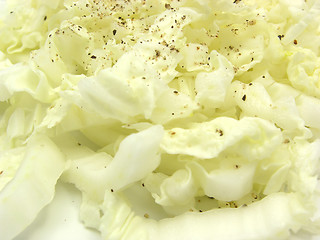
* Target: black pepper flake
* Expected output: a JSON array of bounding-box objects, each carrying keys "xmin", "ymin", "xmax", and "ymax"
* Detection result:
[
  {"xmin": 233, "ymin": 0, "xmax": 241, "ymax": 3},
  {"xmin": 91, "ymin": 55, "xmax": 97, "ymax": 59},
  {"xmin": 199, "ymin": 210, "xmax": 203, "ymax": 212},
  {"xmin": 111, "ymin": 189, "xmax": 114, "ymax": 192},
  {"xmin": 44, "ymin": 16, "xmax": 47, "ymax": 21},
  {"xmin": 113, "ymin": 29, "xmax": 117, "ymax": 35},
  {"xmin": 165, "ymin": 3, "xmax": 171, "ymax": 9},
  {"xmin": 252, "ymin": 193, "xmax": 258, "ymax": 199},
  {"xmin": 249, "ymin": 83, "xmax": 253, "ymax": 86},
  {"xmin": 231, "ymin": 28, "xmax": 239, "ymax": 34},
  {"xmin": 248, "ymin": 20, "xmax": 256, "ymax": 25},
  {"xmin": 170, "ymin": 47, "xmax": 179, "ymax": 52},
  {"xmin": 278, "ymin": 34, "xmax": 284, "ymax": 40},
  {"xmin": 173, "ymin": 90, "xmax": 178, "ymax": 94},
  {"xmin": 242, "ymin": 94, "xmax": 246, "ymax": 101},
  {"xmin": 216, "ymin": 129, "xmax": 223, "ymax": 136},
  {"xmin": 283, "ymin": 139, "xmax": 290, "ymax": 144},
  {"xmin": 293, "ymin": 39, "xmax": 298, "ymax": 45},
  {"xmin": 142, "ymin": 183, "xmax": 145, "ymax": 187},
  {"xmin": 233, "ymin": 67, "xmax": 238, "ymax": 73}
]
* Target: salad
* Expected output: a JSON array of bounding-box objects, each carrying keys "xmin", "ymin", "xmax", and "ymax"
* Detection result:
[{"xmin": 0, "ymin": 0, "xmax": 320, "ymax": 239}]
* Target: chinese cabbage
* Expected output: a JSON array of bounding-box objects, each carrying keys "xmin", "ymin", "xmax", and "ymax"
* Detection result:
[{"xmin": 0, "ymin": 134, "xmax": 65, "ymax": 240}]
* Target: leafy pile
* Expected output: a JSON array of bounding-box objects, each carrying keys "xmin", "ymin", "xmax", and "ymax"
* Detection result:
[{"xmin": 0, "ymin": 0, "xmax": 320, "ymax": 239}]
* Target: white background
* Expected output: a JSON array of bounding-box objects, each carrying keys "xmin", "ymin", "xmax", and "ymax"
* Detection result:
[{"xmin": 14, "ymin": 182, "xmax": 101, "ymax": 240}]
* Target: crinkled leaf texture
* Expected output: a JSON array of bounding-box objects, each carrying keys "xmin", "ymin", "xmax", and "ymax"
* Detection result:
[
  {"xmin": 62, "ymin": 125, "xmax": 164, "ymax": 202},
  {"xmin": 99, "ymin": 191, "xmax": 308, "ymax": 240},
  {"xmin": 161, "ymin": 117, "xmax": 282, "ymax": 160},
  {"xmin": 0, "ymin": 0, "xmax": 320, "ymax": 239}
]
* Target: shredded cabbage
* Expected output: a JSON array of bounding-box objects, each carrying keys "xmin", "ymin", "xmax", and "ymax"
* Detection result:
[{"xmin": 0, "ymin": 0, "xmax": 320, "ymax": 239}]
